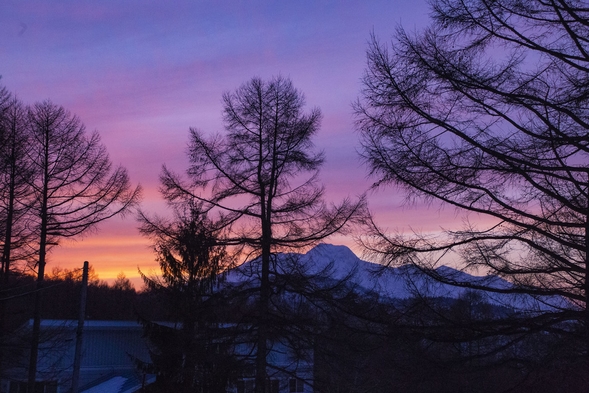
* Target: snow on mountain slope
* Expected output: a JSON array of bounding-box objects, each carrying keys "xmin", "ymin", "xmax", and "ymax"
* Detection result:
[{"xmin": 227, "ymin": 243, "xmax": 569, "ymax": 313}]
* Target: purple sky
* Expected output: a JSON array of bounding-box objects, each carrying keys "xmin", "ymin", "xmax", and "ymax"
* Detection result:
[{"xmin": 0, "ymin": 1, "xmax": 458, "ymax": 285}]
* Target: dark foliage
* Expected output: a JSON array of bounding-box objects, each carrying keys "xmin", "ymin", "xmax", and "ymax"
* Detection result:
[
  {"xmin": 138, "ymin": 204, "xmax": 242, "ymax": 393},
  {"xmin": 314, "ymin": 289, "xmax": 589, "ymax": 393}
]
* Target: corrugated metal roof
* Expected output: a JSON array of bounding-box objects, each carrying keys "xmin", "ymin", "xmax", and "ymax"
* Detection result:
[
  {"xmin": 80, "ymin": 373, "xmax": 156, "ymax": 393},
  {"xmin": 82, "ymin": 376, "xmax": 126, "ymax": 393}
]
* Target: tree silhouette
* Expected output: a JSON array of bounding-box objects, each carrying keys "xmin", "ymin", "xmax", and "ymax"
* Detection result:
[
  {"xmin": 139, "ymin": 203, "xmax": 240, "ymax": 393},
  {"xmin": 26, "ymin": 101, "xmax": 141, "ymax": 390},
  {"xmin": 0, "ymin": 89, "xmax": 34, "ymax": 282},
  {"xmin": 355, "ymin": 0, "xmax": 589, "ymax": 370},
  {"xmin": 160, "ymin": 76, "xmax": 364, "ymax": 392},
  {"xmin": 0, "ymin": 87, "xmax": 35, "ymax": 380}
]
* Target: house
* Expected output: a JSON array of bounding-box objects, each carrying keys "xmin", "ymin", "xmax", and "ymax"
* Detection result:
[
  {"xmin": 1, "ymin": 319, "xmax": 313, "ymax": 393},
  {"xmin": 142, "ymin": 319, "xmax": 314, "ymax": 393},
  {"xmin": 1, "ymin": 320, "xmax": 154, "ymax": 393},
  {"xmin": 230, "ymin": 338, "xmax": 313, "ymax": 393}
]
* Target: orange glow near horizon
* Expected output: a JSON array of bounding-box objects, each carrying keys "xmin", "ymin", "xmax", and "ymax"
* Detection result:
[
  {"xmin": 43, "ymin": 197, "xmax": 500, "ymax": 291},
  {"xmin": 49, "ymin": 229, "xmax": 156, "ymax": 289}
]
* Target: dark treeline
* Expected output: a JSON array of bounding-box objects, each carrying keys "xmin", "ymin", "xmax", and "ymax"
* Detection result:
[
  {"xmin": 1, "ymin": 249, "xmax": 586, "ymax": 392},
  {"xmin": 0, "ymin": 268, "xmax": 139, "ymax": 325}
]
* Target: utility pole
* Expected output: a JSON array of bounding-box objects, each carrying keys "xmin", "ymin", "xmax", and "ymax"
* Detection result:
[{"xmin": 71, "ymin": 261, "xmax": 89, "ymax": 393}]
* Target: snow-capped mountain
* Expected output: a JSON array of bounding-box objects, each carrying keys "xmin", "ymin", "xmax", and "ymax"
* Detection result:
[{"xmin": 227, "ymin": 244, "xmax": 570, "ymax": 313}]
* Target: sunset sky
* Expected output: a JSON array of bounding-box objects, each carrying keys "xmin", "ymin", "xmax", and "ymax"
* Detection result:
[{"xmin": 0, "ymin": 1, "xmax": 466, "ymax": 287}]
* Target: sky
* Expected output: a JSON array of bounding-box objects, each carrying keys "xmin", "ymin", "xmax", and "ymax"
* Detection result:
[{"xmin": 0, "ymin": 0, "xmax": 463, "ymax": 287}]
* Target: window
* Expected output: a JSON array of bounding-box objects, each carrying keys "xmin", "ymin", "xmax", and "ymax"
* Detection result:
[
  {"xmin": 236, "ymin": 379, "xmax": 254, "ymax": 393},
  {"xmin": 266, "ymin": 379, "xmax": 279, "ymax": 393},
  {"xmin": 289, "ymin": 378, "xmax": 304, "ymax": 393},
  {"xmin": 237, "ymin": 379, "xmax": 279, "ymax": 393},
  {"xmin": 43, "ymin": 382, "xmax": 58, "ymax": 393}
]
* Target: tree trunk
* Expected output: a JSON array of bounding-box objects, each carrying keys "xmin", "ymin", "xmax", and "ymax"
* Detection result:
[
  {"xmin": 585, "ymin": 175, "xmax": 589, "ymax": 365},
  {"xmin": 255, "ymin": 218, "xmax": 271, "ymax": 393},
  {"xmin": 28, "ymin": 151, "xmax": 49, "ymax": 393},
  {"xmin": 0, "ymin": 146, "xmax": 16, "ymax": 379}
]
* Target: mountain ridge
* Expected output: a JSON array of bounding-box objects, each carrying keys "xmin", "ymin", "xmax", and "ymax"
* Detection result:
[{"xmin": 227, "ymin": 243, "xmax": 568, "ymax": 312}]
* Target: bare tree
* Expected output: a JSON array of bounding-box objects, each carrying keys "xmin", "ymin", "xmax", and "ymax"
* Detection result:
[
  {"xmin": 160, "ymin": 76, "xmax": 364, "ymax": 392},
  {"xmin": 355, "ymin": 0, "xmax": 589, "ymax": 364},
  {"xmin": 0, "ymin": 87, "xmax": 36, "ymax": 381},
  {"xmin": 0, "ymin": 93, "xmax": 35, "ymax": 282},
  {"xmin": 26, "ymin": 101, "xmax": 141, "ymax": 390},
  {"xmin": 27, "ymin": 101, "xmax": 141, "ymax": 279}
]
